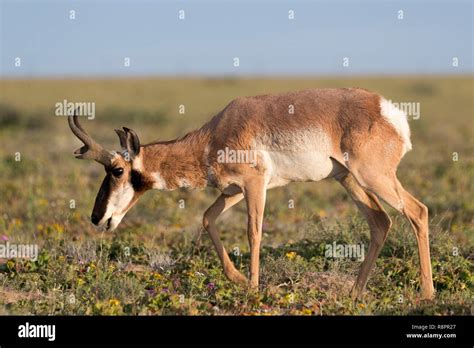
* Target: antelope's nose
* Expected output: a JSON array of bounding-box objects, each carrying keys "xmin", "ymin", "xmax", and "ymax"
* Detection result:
[{"xmin": 91, "ymin": 214, "xmax": 100, "ymax": 225}]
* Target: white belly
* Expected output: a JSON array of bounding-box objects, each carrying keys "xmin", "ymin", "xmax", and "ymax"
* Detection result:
[
  {"xmin": 261, "ymin": 150, "xmax": 334, "ymax": 189},
  {"xmin": 254, "ymin": 128, "xmax": 335, "ymax": 189}
]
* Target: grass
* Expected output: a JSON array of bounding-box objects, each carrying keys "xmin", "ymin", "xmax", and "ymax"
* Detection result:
[{"xmin": 0, "ymin": 76, "xmax": 473, "ymax": 315}]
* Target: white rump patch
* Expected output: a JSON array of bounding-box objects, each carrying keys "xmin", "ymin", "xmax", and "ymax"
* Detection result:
[{"xmin": 379, "ymin": 97, "xmax": 412, "ymax": 155}]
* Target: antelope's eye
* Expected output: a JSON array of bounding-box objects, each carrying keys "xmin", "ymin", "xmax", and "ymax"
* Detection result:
[{"xmin": 112, "ymin": 168, "xmax": 124, "ymax": 177}]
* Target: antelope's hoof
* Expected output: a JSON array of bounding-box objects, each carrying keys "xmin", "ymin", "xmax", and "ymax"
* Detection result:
[
  {"xmin": 350, "ymin": 286, "xmax": 363, "ymax": 301},
  {"xmin": 227, "ymin": 269, "xmax": 249, "ymax": 287},
  {"xmin": 420, "ymin": 289, "xmax": 435, "ymax": 301}
]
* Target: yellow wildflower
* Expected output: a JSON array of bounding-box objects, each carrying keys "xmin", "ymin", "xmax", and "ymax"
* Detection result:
[
  {"xmin": 37, "ymin": 198, "xmax": 48, "ymax": 207},
  {"xmin": 52, "ymin": 223, "xmax": 64, "ymax": 234},
  {"xmin": 286, "ymin": 251, "xmax": 297, "ymax": 260},
  {"xmin": 109, "ymin": 299, "xmax": 120, "ymax": 306},
  {"xmin": 13, "ymin": 218, "xmax": 23, "ymax": 226}
]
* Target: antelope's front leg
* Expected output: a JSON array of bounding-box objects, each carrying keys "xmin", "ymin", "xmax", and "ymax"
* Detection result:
[
  {"xmin": 243, "ymin": 178, "xmax": 267, "ymax": 289},
  {"xmin": 203, "ymin": 193, "xmax": 248, "ymax": 286}
]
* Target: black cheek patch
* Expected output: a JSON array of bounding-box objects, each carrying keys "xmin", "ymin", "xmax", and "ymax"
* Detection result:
[
  {"xmin": 92, "ymin": 175, "xmax": 111, "ymax": 221},
  {"xmin": 130, "ymin": 170, "xmax": 151, "ymax": 192}
]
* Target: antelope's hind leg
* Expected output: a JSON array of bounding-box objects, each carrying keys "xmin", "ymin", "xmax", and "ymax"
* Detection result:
[
  {"xmin": 336, "ymin": 171, "xmax": 392, "ymax": 300},
  {"xmin": 350, "ymin": 170, "xmax": 435, "ymax": 300}
]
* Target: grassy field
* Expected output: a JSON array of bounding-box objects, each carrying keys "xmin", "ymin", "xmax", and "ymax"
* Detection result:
[{"xmin": 0, "ymin": 76, "xmax": 472, "ymax": 315}]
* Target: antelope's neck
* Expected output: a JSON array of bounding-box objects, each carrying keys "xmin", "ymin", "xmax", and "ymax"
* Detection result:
[{"xmin": 137, "ymin": 131, "xmax": 211, "ymax": 191}]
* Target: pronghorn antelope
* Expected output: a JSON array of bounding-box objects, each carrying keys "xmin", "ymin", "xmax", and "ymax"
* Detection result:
[{"xmin": 68, "ymin": 88, "xmax": 435, "ymax": 300}]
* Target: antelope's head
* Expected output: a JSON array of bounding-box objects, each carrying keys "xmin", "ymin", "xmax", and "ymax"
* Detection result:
[{"xmin": 68, "ymin": 114, "xmax": 144, "ymax": 231}]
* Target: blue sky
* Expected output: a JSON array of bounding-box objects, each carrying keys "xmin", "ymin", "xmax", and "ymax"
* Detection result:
[{"xmin": 1, "ymin": 0, "xmax": 472, "ymax": 77}]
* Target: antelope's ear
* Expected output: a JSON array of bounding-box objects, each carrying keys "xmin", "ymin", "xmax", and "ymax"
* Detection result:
[{"xmin": 122, "ymin": 127, "xmax": 141, "ymax": 158}]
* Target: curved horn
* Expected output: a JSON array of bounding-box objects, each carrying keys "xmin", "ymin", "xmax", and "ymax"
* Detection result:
[
  {"xmin": 114, "ymin": 128, "xmax": 128, "ymax": 150},
  {"xmin": 68, "ymin": 109, "xmax": 113, "ymax": 166}
]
